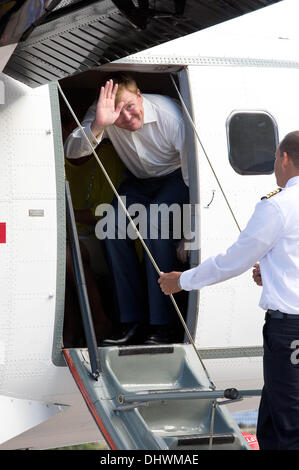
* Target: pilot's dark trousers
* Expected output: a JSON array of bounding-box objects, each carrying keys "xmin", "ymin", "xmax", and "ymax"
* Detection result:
[
  {"xmin": 103, "ymin": 169, "xmax": 189, "ymax": 326},
  {"xmin": 257, "ymin": 314, "xmax": 299, "ymax": 450}
]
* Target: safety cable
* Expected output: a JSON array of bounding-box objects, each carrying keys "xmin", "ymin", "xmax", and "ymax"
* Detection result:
[
  {"xmin": 170, "ymin": 75, "xmax": 242, "ymax": 234},
  {"xmin": 57, "ymin": 82, "xmax": 216, "ymax": 391},
  {"xmin": 170, "ymin": 74, "xmax": 247, "ymax": 447}
]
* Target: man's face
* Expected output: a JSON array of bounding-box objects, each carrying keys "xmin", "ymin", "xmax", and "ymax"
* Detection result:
[
  {"xmin": 274, "ymin": 147, "xmax": 286, "ymax": 188},
  {"xmin": 114, "ymin": 88, "xmax": 144, "ymax": 131}
]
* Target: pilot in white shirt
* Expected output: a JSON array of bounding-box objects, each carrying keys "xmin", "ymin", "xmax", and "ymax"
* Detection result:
[
  {"xmin": 159, "ymin": 131, "xmax": 299, "ymax": 450},
  {"xmin": 178, "ymin": 176, "xmax": 299, "ymax": 314}
]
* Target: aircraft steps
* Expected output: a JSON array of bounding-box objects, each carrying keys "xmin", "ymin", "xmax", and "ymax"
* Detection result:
[{"xmin": 63, "ymin": 344, "xmax": 259, "ymax": 450}]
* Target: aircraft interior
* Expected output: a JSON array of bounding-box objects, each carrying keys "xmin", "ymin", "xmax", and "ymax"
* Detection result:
[{"xmin": 58, "ymin": 68, "xmax": 198, "ymax": 349}]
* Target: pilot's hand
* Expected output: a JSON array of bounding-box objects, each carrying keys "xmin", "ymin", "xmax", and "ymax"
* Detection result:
[
  {"xmin": 158, "ymin": 271, "xmax": 183, "ymax": 295},
  {"xmin": 252, "ymin": 263, "xmax": 262, "ymax": 286},
  {"xmin": 91, "ymin": 80, "xmax": 124, "ymax": 136}
]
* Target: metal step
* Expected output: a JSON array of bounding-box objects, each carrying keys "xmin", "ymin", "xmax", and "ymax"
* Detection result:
[
  {"xmin": 168, "ymin": 433, "xmax": 235, "ymax": 447},
  {"xmin": 117, "ymin": 387, "xmax": 261, "ymax": 405},
  {"xmin": 64, "ymin": 345, "xmax": 254, "ymax": 450}
]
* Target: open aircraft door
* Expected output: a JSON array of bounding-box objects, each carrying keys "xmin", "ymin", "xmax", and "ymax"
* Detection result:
[{"xmin": 0, "ymin": 75, "xmax": 66, "ymax": 417}]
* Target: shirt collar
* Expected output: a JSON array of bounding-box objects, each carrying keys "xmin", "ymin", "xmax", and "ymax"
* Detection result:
[
  {"xmin": 142, "ymin": 96, "xmax": 157, "ymax": 125},
  {"xmin": 285, "ymin": 175, "xmax": 299, "ymax": 188}
]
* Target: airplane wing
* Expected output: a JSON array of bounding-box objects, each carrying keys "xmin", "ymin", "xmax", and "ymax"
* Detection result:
[
  {"xmin": 0, "ymin": 396, "xmax": 67, "ymax": 446},
  {"xmin": 0, "ymin": 0, "xmax": 65, "ymax": 47},
  {"xmin": 2, "ymin": 0, "xmax": 282, "ymax": 87}
]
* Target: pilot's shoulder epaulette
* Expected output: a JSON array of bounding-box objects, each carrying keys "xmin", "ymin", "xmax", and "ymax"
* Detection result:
[{"xmin": 261, "ymin": 188, "xmax": 282, "ymax": 200}]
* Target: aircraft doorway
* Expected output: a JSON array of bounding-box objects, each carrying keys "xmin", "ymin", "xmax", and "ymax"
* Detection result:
[{"xmin": 57, "ymin": 67, "xmax": 199, "ymax": 354}]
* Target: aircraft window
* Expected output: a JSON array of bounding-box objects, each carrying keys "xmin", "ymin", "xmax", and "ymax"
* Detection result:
[{"xmin": 227, "ymin": 111, "xmax": 278, "ymax": 175}]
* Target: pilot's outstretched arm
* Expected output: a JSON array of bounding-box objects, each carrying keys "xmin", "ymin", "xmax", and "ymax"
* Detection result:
[{"xmin": 159, "ymin": 197, "xmax": 283, "ymax": 294}]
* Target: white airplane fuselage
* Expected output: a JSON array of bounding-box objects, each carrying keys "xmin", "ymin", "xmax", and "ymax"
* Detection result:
[{"xmin": 0, "ymin": 30, "xmax": 299, "ymax": 449}]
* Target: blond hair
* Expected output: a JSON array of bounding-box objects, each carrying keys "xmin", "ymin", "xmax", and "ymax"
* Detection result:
[{"xmin": 106, "ymin": 72, "xmax": 138, "ymax": 104}]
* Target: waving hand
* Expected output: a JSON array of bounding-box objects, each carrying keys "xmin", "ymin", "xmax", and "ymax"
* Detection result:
[{"xmin": 91, "ymin": 80, "xmax": 124, "ymax": 136}]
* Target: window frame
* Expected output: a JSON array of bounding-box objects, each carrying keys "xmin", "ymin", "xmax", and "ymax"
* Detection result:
[{"xmin": 226, "ymin": 109, "xmax": 279, "ymax": 176}]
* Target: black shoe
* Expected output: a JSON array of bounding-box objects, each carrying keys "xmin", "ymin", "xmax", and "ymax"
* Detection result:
[
  {"xmin": 144, "ymin": 325, "xmax": 175, "ymax": 345},
  {"xmin": 99, "ymin": 323, "xmax": 145, "ymax": 347}
]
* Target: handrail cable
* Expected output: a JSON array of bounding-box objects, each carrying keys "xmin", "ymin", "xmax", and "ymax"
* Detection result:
[{"xmin": 170, "ymin": 74, "xmax": 242, "ymax": 233}]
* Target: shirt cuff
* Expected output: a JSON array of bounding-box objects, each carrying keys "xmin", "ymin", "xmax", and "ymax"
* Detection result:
[
  {"xmin": 179, "ymin": 270, "xmax": 193, "ymax": 291},
  {"xmin": 73, "ymin": 123, "xmax": 102, "ymax": 148},
  {"xmin": 178, "ymin": 274, "xmax": 183, "ymax": 290},
  {"xmin": 179, "ymin": 257, "xmax": 218, "ymax": 291}
]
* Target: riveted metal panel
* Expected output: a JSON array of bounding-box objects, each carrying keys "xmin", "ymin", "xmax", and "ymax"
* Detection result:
[{"xmin": 3, "ymin": 0, "xmax": 282, "ymax": 87}]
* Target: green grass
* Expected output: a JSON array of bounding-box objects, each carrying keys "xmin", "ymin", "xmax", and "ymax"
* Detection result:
[{"xmin": 54, "ymin": 441, "xmax": 109, "ymax": 450}]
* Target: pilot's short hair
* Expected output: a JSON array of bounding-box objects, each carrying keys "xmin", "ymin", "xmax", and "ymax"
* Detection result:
[{"xmin": 279, "ymin": 131, "xmax": 299, "ymax": 168}]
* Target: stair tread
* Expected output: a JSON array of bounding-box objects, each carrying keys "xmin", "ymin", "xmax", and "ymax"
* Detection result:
[{"xmin": 166, "ymin": 433, "xmax": 236, "ymax": 446}]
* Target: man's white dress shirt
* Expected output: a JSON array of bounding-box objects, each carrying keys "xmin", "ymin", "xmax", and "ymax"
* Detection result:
[
  {"xmin": 64, "ymin": 94, "xmax": 188, "ymax": 186},
  {"xmin": 180, "ymin": 176, "xmax": 299, "ymax": 315}
]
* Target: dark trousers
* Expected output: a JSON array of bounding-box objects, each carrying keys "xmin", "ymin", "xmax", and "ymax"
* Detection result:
[
  {"xmin": 103, "ymin": 169, "xmax": 189, "ymax": 325},
  {"xmin": 257, "ymin": 315, "xmax": 299, "ymax": 450}
]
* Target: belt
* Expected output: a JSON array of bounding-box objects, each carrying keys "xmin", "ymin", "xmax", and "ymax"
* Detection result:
[{"xmin": 265, "ymin": 309, "xmax": 299, "ymax": 320}]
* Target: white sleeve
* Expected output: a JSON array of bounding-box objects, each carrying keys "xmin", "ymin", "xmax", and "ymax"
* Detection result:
[
  {"xmin": 180, "ymin": 199, "xmax": 284, "ymax": 291},
  {"xmin": 64, "ymin": 101, "xmax": 105, "ymax": 159}
]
